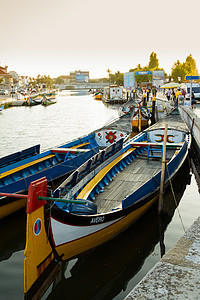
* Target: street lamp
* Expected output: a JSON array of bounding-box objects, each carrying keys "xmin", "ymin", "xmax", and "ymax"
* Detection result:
[{"xmin": 178, "ymin": 76, "xmax": 181, "ymax": 84}]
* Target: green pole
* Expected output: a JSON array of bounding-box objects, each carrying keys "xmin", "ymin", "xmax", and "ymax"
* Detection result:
[{"xmin": 38, "ymin": 196, "xmax": 86, "ymax": 205}]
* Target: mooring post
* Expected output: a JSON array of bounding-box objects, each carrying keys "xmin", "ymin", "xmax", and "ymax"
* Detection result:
[
  {"xmin": 143, "ymin": 93, "xmax": 147, "ymax": 107},
  {"xmin": 158, "ymin": 123, "xmax": 168, "ymax": 214},
  {"xmin": 138, "ymin": 103, "xmax": 142, "ymax": 132},
  {"xmin": 133, "ymin": 89, "xmax": 135, "ymax": 100},
  {"xmin": 147, "ymin": 88, "xmax": 149, "ymax": 102},
  {"xmin": 151, "ymin": 97, "xmax": 156, "ymax": 124}
]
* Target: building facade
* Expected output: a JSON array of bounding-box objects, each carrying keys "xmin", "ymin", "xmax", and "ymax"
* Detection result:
[
  {"xmin": 0, "ymin": 66, "xmax": 13, "ymax": 90},
  {"xmin": 69, "ymin": 71, "xmax": 89, "ymax": 85}
]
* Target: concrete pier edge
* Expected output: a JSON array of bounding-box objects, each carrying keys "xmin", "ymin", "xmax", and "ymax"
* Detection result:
[{"xmin": 125, "ymin": 216, "xmax": 200, "ymax": 299}]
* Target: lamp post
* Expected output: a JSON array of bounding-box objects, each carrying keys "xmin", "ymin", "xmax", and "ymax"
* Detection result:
[{"xmin": 178, "ymin": 76, "xmax": 181, "ymax": 84}]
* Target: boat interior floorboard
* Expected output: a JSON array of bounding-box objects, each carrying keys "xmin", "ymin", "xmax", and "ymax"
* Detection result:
[{"xmin": 94, "ymin": 148, "xmax": 176, "ymax": 213}]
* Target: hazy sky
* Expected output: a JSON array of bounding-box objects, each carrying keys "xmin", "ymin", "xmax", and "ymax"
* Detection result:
[{"xmin": 1, "ymin": 0, "xmax": 199, "ymax": 79}]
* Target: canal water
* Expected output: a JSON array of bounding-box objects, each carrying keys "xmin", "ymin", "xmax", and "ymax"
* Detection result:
[{"xmin": 0, "ymin": 91, "xmax": 200, "ymax": 300}]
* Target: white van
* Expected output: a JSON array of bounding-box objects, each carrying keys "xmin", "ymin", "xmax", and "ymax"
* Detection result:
[{"xmin": 184, "ymin": 83, "xmax": 200, "ymax": 100}]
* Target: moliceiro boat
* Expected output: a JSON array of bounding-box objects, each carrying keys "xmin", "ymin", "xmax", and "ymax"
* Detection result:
[
  {"xmin": 131, "ymin": 103, "xmax": 151, "ymax": 130},
  {"xmin": 102, "ymin": 85, "xmax": 127, "ymax": 103},
  {"xmin": 93, "ymin": 92, "xmax": 103, "ymax": 100},
  {"xmin": 41, "ymin": 96, "xmax": 57, "ymax": 106},
  {"xmin": 0, "ymin": 109, "xmax": 133, "ymax": 219},
  {"xmin": 24, "ymin": 114, "xmax": 190, "ymax": 299}
]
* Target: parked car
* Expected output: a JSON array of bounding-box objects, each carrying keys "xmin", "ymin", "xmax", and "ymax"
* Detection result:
[
  {"xmin": 0, "ymin": 89, "xmax": 8, "ymax": 95},
  {"xmin": 182, "ymin": 83, "xmax": 200, "ymax": 100},
  {"xmin": 10, "ymin": 89, "xmax": 17, "ymax": 95}
]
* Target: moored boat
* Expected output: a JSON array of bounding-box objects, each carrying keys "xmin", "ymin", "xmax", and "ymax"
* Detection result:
[
  {"xmin": 93, "ymin": 93, "xmax": 103, "ymax": 100},
  {"xmin": 102, "ymin": 85, "xmax": 127, "ymax": 103},
  {"xmin": 42, "ymin": 97, "xmax": 57, "ymax": 106},
  {"xmin": 24, "ymin": 97, "xmax": 42, "ymax": 106},
  {"xmin": 23, "ymin": 113, "xmax": 190, "ymax": 299},
  {"xmin": 0, "ymin": 109, "xmax": 133, "ymax": 219},
  {"xmin": 131, "ymin": 103, "xmax": 151, "ymax": 130}
]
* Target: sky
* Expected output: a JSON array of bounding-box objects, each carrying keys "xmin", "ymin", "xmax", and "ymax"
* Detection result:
[{"xmin": 1, "ymin": 0, "xmax": 200, "ymax": 79}]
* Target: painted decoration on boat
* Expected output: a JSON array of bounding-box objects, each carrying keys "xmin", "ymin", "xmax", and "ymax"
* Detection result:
[
  {"xmin": 132, "ymin": 107, "xmax": 151, "ymax": 121},
  {"xmin": 95, "ymin": 130, "xmax": 126, "ymax": 147},
  {"xmin": 105, "ymin": 131, "xmax": 117, "ymax": 143},
  {"xmin": 147, "ymin": 129, "xmax": 185, "ymax": 144},
  {"xmin": 122, "ymin": 106, "xmax": 133, "ymax": 115},
  {"xmin": 34, "ymin": 218, "xmax": 42, "ymax": 236}
]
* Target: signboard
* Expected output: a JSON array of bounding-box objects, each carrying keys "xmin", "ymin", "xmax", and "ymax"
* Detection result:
[
  {"xmin": 123, "ymin": 72, "xmax": 135, "ymax": 88},
  {"xmin": 185, "ymin": 76, "xmax": 200, "ymax": 80},
  {"xmin": 135, "ymin": 71, "xmax": 152, "ymax": 75},
  {"xmin": 152, "ymin": 70, "xmax": 164, "ymax": 88},
  {"xmin": 76, "ymin": 73, "xmax": 89, "ymax": 83}
]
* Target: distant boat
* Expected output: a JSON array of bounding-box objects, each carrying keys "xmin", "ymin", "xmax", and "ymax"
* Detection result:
[
  {"xmin": 42, "ymin": 97, "xmax": 57, "ymax": 106},
  {"xmin": 10, "ymin": 100, "xmax": 26, "ymax": 106},
  {"xmin": 93, "ymin": 93, "xmax": 103, "ymax": 100},
  {"xmin": 102, "ymin": 85, "xmax": 127, "ymax": 104},
  {"xmin": 24, "ymin": 98, "xmax": 42, "ymax": 106}
]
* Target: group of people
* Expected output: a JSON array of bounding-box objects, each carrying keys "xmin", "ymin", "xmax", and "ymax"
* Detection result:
[
  {"xmin": 165, "ymin": 88, "xmax": 185, "ymax": 101},
  {"xmin": 138, "ymin": 86, "xmax": 158, "ymax": 97},
  {"xmin": 165, "ymin": 88, "xmax": 196, "ymax": 108}
]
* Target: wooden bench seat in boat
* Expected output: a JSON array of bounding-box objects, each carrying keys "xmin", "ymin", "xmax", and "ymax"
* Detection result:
[
  {"xmin": 0, "ymin": 143, "xmax": 90, "ymax": 179},
  {"xmin": 131, "ymin": 142, "xmax": 183, "ymax": 148},
  {"xmin": 0, "ymin": 154, "xmax": 55, "ymax": 179},
  {"xmin": 70, "ymin": 142, "xmax": 89, "ymax": 149},
  {"xmin": 51, "ymin": 148, "xmax": 90, "ymax": 154}
]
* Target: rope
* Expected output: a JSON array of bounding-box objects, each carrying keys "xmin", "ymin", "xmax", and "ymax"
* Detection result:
[
  {"xmin": 47, "ymin": 196, "xmax": 54, "ymax": 242},
  {"xmin": 166, "ymin": 165, "xmax": 186, "ymax": 233}
]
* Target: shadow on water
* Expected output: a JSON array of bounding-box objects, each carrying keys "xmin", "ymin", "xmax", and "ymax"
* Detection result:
[
  {"xmin": 44, "ymin": 160, "xmax": 191, "ymax": 300},
  {"xmin": 0, "ymin": 209, "xmax": 26, "ymax": 262}
]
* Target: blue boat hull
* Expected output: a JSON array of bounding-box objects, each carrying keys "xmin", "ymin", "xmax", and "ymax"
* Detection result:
[{"xmin": 0, "ymin": 148, "xmax": 97, "ymax": 194}]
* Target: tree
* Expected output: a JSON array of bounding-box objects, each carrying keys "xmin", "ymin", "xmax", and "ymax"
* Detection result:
[
  {"xmin": 29, "ymin": 75, "xmax": 53, "ymax": 88},
  {"xmin": 171, "ymin": 60, "xmax": 186, "ymax": 82},
  {"xmin": 114, "ymin": 71, "xmax": 123, "ymax": 85},
  {"xmin": 106, "ymin": 70, "xmax": 123, "ymax": 85},
  {"xmin": 171, "ymin": 55, "xmax": 199, "ymax": 82},
  {"xmin": 53, "ymin": 77, "xmax": 64, "ymax": 85},
  {"xmin": 148, "ymin": 52, "xmax": 159, "ymax": 69},
  {"xmin": 107, "ymin": 69, "xmax": 111, "ymax": 84},
  {"xmin": 183, "ymin": 54, "xmax": 198, "ymax": 76}
]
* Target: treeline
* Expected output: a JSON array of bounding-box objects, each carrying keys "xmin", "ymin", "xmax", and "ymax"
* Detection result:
[
  {"xmin": 171, "ymin": 54, "xmax": 198, "ymax": 82},
  {"xmin": 105, "ymin": 52, "xmax": 199, "ymax": 86},
  {"xmin": 28, "ymin": 52, "xmax": 199, "ymax": 88}
]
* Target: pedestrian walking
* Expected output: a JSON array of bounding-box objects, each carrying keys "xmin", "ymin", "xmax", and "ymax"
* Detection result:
[
  {"xmin": 166, "ymin": 89, "xmax": 171, "ymax": 101},
  {"xmin": 172, "ymin": 89, "xmax": 176, "ymax": 102},
  {"xmin": 152, "ymin": 86, "xmax": 156, "ymax": 97},
  {"xmin": 182, "ymin": 89, "xmax": 186, "ymax": 98},
  {"xmin": 192, "ymin": 92, "xmax": 196, "ymax": 109}
]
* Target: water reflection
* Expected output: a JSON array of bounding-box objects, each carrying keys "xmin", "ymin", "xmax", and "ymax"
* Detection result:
[
  {"xmin": 45, "ymin": 161, "xmax": 190, "ymax": 300},
  {"xmin": 0, "ymin": 210, "xmax": 26, "ymax": 262}
]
